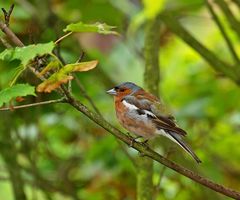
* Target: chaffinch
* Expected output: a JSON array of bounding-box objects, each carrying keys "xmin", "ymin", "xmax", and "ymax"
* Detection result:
[{"xmin": 107, "ymin": 82, "xmax": 201, "ymax": 163}]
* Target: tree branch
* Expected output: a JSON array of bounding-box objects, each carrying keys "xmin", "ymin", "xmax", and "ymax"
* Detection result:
[
  {"xmin": 74, "ymin": 75, "xmax": 102, "ymax": 116},
  {"xmin": 232, "ymin": 0, "xmax": 240, "ymax": 8},
  {"xmin": 54, "ymin": 32, "xmax": 72, "ymax": 45},
  {"xmin": 1, "ymin": 5, "xmax": 240, "ymax": 200},
  {"xmin": 214, "ymin": 0, "xmax": 240, "ymax": 39},
  {"xmin": 62, "ymin": 88, "xmax": 240, "ymax": 200},
  {"xmin": 0, "ymin": 36, "xmax": 12, "ymax": 48},
  {"xmin": 0, "ymin": 98, "xmax": 65, "ymax": 111},
  {"xmin": 206, "ymin": 0, "xmax": 240, "ymax": 64},
  {"xmin": 0, "ymin": 20, "xmax": 24, "ymax": 47},
  {"xmin": 144, "ymin": 17, "xmax": 161, "ymax": 96},
  {"xmin": 1, "ymin": 4, "xmax": 14, "ymax": 27},
  {"xmin": 160, "ymin": 12, "xmax": 240, "ymax": 85},
  {"xmin": 136, "ymin": 15, "xmax": 161, "ymax": 200}
]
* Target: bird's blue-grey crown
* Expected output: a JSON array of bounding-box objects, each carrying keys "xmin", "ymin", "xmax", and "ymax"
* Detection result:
[
  {"xmin": 116, "ymin": 82, "xmax": 141, "ymax": 92},
  {"xmin": 106, "ymin": 82, "xmax": 141, "ymax": 95}
]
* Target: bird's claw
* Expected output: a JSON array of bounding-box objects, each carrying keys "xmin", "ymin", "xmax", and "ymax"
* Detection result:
[
  {"xmin": 128, "ymin": 135, "xmax": 142, "ymax": 147},
  {"xmin": 142, "ymin": 139, "xmax": 149, "ymax": 145},
  {"xmin": 126, "ymin": 132, "xmax": 131, "ymax": 137}
]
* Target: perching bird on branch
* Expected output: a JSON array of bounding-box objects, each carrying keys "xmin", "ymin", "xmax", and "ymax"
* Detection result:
[{"xmin": 107, "ymin": 82, "xmax": 201, "ymax": 163}]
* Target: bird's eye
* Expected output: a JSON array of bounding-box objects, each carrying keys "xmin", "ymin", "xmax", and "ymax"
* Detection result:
[
  {"xmin": 119, "ymin": 88, "xmax": 125, "ymax": 92},
  {"xmin": 114, "ymin": 86, "xmax": 119, "ymax": 90}
]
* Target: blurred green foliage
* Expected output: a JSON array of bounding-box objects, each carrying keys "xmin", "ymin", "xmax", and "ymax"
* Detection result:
[{"xmin": 0, "ymin": 0, "xmax": 240, "ymax": 200}]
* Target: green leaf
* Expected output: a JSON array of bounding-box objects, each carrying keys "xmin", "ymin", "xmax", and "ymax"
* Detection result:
[
  {"xmin": 0, "ymin": 84, "xmax": 36, "ymax": 107},
  {"xmin": 64, "ymin": 22, "xmax": 119, "ymax": 35},
  {"xmin": 0, "ymin": 42, "xmax": 55, "ymax": 66},
  {"xmin": 37, "ymin": 60, "xmax": 98, "ymax": 93}
]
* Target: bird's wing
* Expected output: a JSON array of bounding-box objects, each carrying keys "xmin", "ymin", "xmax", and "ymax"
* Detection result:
[{"xmin": 123, "ymin": 94, "xmax": 187, "ymax": 136}]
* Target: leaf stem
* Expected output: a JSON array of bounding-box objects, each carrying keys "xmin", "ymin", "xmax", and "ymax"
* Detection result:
[{"xmin": 54, "ymin": 32, "xmax": 72, "ymax": 45}]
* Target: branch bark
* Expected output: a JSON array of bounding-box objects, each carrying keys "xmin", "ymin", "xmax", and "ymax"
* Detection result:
[
  {"xmin": 214, "ymin": 0, "xmax": 240, "ymax": 39},
  {"xmin": 206, "ymin": 0, "xmax": 240, "ymax": 64},
  {"xmin": 136, "ymin": 15, "xmax": 161, "ymax": 200},
  {"xmin": 1, "ymin": 6, "xmax": 240, "ymax": 200},
  {"xmin": 160, "ymin": 12, "xmax": 240, "ymax": 85},
  {"xmin": 0, "ymin": 98, "xmax": 65, "ymax": 111},
  {"xmin": 0, "ymin": 20, "xmax": 24, "ymax": 47},
  {"xmin": 62, "ymin": 89, "xmax": 240, "ymax": 200}
]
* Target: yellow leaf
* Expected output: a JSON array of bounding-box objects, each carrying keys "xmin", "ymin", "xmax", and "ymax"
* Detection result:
[
  {"xmin": 37, "ymin": 75, "xmax": 73, "ymax": 93},
  {"xmin": 36, "ymin": 60, "xmax": 98, "ymax": 93},
  {"xmin": 64, "ymin": 60, "xmax": 98, "ymax": 73}
]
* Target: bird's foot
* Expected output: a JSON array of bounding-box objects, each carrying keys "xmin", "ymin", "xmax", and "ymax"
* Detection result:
[
  {"xmin": 126, "ymin": 132, "xmax": 132, "ymax": 137},
  {"xmin": 129, "ymin": 136, "xmax": 142, "ymax": 147},
  {"xmin": 142, "ymin": 139, "xmax": 148, "ymax": 144},
  {"xmin": 139, "ymin": 139, "xmax": 149, "ymax": 148}
]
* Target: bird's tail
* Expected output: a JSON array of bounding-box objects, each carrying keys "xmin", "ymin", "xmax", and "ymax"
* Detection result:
[{"xmin": 168, "ymin": 131, "xmax": 201, "ymax": 164}]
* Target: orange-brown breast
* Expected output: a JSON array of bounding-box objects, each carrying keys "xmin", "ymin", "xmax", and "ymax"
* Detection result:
[{"xmin": 114, "ymin": 96, "xmax": 156, "ymax": 139}]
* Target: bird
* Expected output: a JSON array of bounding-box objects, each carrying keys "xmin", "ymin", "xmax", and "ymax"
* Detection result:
[{"xmin": 106, "ymin": 82, "xmax": 201, "ymax": 163}]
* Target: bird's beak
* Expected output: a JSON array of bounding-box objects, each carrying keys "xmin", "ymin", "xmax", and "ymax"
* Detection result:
[{"xmin": 106, "ymin": 88, "xmax": 117, "ymax": 95}]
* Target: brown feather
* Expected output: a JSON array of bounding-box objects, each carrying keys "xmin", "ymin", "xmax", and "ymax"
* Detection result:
[{"xmin": 152, "ymin": 118, "xmax": 187, "ymax": 136}]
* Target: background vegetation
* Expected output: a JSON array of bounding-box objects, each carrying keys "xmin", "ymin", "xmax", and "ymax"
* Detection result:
[{"xmin": 0, "ymin": 0, "xmax": 240, "ymax": 200}]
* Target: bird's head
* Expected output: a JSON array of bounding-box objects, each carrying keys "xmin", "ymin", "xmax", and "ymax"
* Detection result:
[{"xmin": 106, "ymin": 82, "xmax": 141, "ymax": 97}]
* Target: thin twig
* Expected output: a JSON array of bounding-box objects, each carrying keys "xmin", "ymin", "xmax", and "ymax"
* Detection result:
[
  {"xmin": 0, "ymin": 36, "xmax": 12, "ymax": 48},
  {"xmin": 0, "ymin": 20, "xmax": 24, "ymax": 47},
  {"xmin": 73, "ymin": 51, "xmax": 102, "ymax": 115},
  {"xmin": 1, "ymin": 4, "xmax": 240, "ymax": 199},
  {"xmin": 232, "ymin": 0, "xmax": 240, "ymax": 8},
  {"xmin": 1, "ymin": 4, "xmax": 14, "ymax": 26},
  {"xmin": 206, "ymin": 0, "xmax": 240, "ymax": 64},
  {"xmin": 74, "ymin": 75, "xmax": 102, "ymax": 116},
  {"xmin": 54, "ymin": 32, "xmax": 72, "ymax": 45},
  {"xmin": 214, "ymin": 0, "xmax": 240, "ymax": 39},
  {"xmin": 62, "ymin": 88, "xmax": 240, "ymax": 200},
  {"xmin": 77, "ymin": 51, "xmax": 85, "ymax": 63},
  {"xmin": 0, "ymin": 98, "xmax": 65, "ymax": 111},
  {"xmin": 160, "ymin": 12, "xmax": 240, "ymax": 85},
  {"xmin": 54, "ymin": 45, "xmax": 66, "ymax": 65}
]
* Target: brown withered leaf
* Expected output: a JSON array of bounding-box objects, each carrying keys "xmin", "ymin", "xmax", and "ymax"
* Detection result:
[
  {"xmin": 37, "ymin": 60, "xmax": 98, "ymax": 93},
  {"xmin": 37, "ymin": 75, "xmax": 73, "ymax": 93}
]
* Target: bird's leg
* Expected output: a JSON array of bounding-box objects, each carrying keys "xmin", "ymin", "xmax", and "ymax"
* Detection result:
[
  {"xmin": 128, "ymin": 135, "xmax": 142, "ymax": 147},
  {"xmin": 126, "ymin": 132, "xmax": 132, "ymax": 137},
  {"xmin": 142, "ymin": 139, "xmax": 148, "ymax": 144},
  {"xmin": 134, "ymin": 136, "xmax": 143, "ymax": 140}
]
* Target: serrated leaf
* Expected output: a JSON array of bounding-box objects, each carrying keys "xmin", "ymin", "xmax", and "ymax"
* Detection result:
[
  {"xmin": 0, "ymin": 84, "xmax": 36, "ymax": 107},
  {"xmin": 64, "ymin": 22, "xmax": 119, "ymax": 35},
  {"xmin": 0, "ymin": 42, "xmax": 55, "ymax": 66},
  {"xmin": 37, "ymin": 60, "xmax": 98, "ymax": 93}
]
